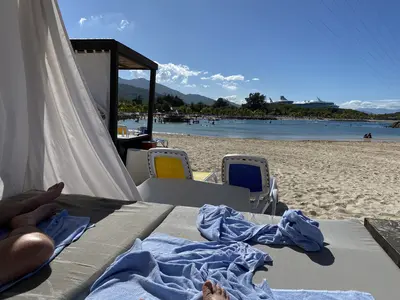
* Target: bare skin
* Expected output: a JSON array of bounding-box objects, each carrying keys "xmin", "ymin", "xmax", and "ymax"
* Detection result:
[
  {"xmin": 0, "ymin": 182, "xmax": 64, "ymax": 227},
  {"xmin": 0, "ymin": 183, "xmax": 64, "ymax": 285},
  {"xmin": 202, "ymin": 281, "xmax": 230, "ymax": 300}
]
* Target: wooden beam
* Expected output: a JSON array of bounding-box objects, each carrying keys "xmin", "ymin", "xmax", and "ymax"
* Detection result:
[
  {"xmin": 147, "ymin": 69, "xmax": 157, "ymax": 140},
  {"xmin": 117, "ymin": 41, "xmax": 158, "ymax": 70}
]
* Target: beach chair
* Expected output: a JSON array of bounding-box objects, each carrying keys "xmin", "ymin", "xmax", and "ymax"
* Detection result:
[
  {"xmin": 138, "ymin": 126, "xmax": 168, "ymax": 147},
  {"xmin": 221, "ymin": 154, "xmax": 278, "ymax": 215},
  {"xmin": 147, "ymin": 148, "xmax": 218, "ymax": 183},
  {"xmin": 154, "ymin": 138, "xmax": 169, "ymax": 147},
  {"xmin": 117, "ymin": 125, "xmax": 128, "ymax": 136}
]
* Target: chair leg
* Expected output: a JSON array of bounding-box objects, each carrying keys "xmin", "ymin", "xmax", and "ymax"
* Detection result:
[
  {"xmin": 260, "ymin": 199, "xmax": 270, "ymax": 215},
  {"xmin": 271, "ymin": 195, "xmax": 277, "ymax": 216},
  {"xmin": 213, "ymin": 173, "xmax": 218, "ymax": 183}
]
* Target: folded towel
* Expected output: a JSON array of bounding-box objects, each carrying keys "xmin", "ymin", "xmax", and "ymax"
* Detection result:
[
  {"xmin": 87, "ymin": 233, "xmax": 373, "ymax": 300},
  {"xmin": 197, "ymin": 204, "xmax": 324, "ymax": 252},
  {"xmin": 0, "ymin": 209, "xmax": 91, "ymax": 293}
]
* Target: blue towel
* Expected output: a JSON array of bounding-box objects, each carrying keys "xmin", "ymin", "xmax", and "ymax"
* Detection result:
[
  {"xmin": 88, "ymin": 233, "xmax": 274, "ymax": 300},
  {"xmin": 87, "ymin": 234, "xmax": 373, "ymax": 300},
  {"xmin": 273, "ymin": 289, "xmax": 374, "ymax": 300},
  {"xmin": 0, "ymin": 209, "xmax": 91, "ymax": 293},
  {"xmin": 197, "ymin": 204, "xmax": 324, "ymax": 252}
]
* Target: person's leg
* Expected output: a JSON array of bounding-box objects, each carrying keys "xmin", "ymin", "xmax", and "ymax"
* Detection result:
[
  {"xmin": 0, "ymin": 203, "xmax": 59, "ymax": 285},
  {"xmin": 202, "ymin": 281, "xmax": 229, "ymax": 300},
  {"xmin": 0, "ymin": 228, "xmax": 54, "ymax": 285},
  {"xmin": 0, "ymin": 182, "xmax": 64, "ymax": 227}
]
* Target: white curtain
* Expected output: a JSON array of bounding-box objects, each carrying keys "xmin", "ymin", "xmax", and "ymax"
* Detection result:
[
  {"xmin": 0, "ymin": 0, "xmax": 141, "ymax": 201},
  {"xmin": 75, "ymin": 52, "xmax": 111, "ymax": 127}
]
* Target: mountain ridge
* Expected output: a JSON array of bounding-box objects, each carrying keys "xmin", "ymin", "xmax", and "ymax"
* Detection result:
[{"xmin": 118, "ymin": 78, "xmax": 238, "ymax": 106}]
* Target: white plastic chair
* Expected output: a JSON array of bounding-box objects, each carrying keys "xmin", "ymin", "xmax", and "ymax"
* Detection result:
[
  {"xmin": 147, "ymin": 148, "xmax": 218, "ymax": 183},
  {"xmin": 221, "ymin": 154, "xmax": 278, "ymax": 215}
]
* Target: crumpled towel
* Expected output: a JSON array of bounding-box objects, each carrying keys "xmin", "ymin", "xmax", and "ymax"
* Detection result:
[{"xmin": 197, "ymin": 204, "xmax": 324, "ymax": 252}]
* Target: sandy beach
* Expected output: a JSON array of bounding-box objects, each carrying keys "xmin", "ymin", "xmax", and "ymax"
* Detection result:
[{"xmin": 156, "ymin": 134, "xmax": 400, "ymax": 220}]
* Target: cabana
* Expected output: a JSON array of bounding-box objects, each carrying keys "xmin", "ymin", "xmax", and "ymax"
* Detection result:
[
  {"xmin": 0, "ymin": 0, "xmax": 399, "ymax": 299},
  {"xmin": 71, "ymin": 38, "xmax": 158, "ymax": 162}
]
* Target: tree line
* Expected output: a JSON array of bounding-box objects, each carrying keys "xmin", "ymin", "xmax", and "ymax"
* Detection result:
[{"xmin": 118, "ymin": 93, "xmax": 400, "ymax": 120}]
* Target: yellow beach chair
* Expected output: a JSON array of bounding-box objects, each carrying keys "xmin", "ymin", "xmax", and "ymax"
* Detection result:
[
  {"xmin": 118, "ymin": 125, "xmax": 128, "ymax": 136},
  {"xmin": 147, "ymin": 148, "xmax": 217, "ymax": 183}
]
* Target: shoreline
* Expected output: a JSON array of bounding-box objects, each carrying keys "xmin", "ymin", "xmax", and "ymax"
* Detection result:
[
  {"xmin": 154, "ymin": 134, "xmax": 400, "ymax": 221},
  {"xmin": 119, "ymin": 115, "xmax": 398, "ymax": 123},
  {"xmin": 153, "ymin": 131, "xmax": 400, "ymax": 143}
]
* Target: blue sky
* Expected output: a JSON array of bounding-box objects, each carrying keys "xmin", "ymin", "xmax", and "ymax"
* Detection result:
[{"xmin": 59, "ymin": 0, "xmax": 400, "ymax": 110}]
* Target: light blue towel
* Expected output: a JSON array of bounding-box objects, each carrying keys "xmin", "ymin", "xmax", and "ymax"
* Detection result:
[
  {"xmin": 0, "ymin": 209, "xmax": 91, "ymax": 293},
  {"xmin": 88, "ymin": 233, "xmax": 274, "ymax": 300},
  {"xmin": 197, "ymin": 204, "xmax": 324, "ymax": 252},
  {"xmin": 87, "ymin": 234, "xmax": 373, "ymax": 300},
  {"xmin": 273, "ymin": 289, "xmax": 374, "ymax": 300}
]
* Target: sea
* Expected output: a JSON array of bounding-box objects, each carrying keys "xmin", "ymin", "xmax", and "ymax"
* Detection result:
[{"xmin": 120, "ymin": 119, "xmax": 400, "ymax": 141}]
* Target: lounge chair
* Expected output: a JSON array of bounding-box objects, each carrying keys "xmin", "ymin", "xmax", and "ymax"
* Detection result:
[
  {"xmin": 221, "ymin": 154, "xmax": 278, "ymax": 215},
  {"xmin": 4, "ymin": 194, "xmax": 399, "ymax": 299},
  {"xmin": 153, "ymin": 206, "xmax": 400, "ymax": 300},
  {"xmin": 154, "ymin": 138, "xmax": 169, "ymax": 148},
  {"xmin": 117, "ymin": 125, "xmax": 128, "ymax": 137},
  {"xmin": 147, "ymin": 148, "xmax": 218, "ymax": 183},
  {"xmin": 0, "ymin": 191, "xmax": 173, "ymax": 299}
]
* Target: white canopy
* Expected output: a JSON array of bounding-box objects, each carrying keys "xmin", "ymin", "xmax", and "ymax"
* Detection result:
[{"xmin": 0, "ymin": 0, "xmax": 141, "ymax": 201}]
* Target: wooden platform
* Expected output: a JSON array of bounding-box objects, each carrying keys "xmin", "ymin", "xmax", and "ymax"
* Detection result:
[{"xmin": 364, "ymin": 218, "xmax": 400, "ymax": 268}]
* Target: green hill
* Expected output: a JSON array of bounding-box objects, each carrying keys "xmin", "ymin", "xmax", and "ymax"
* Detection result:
[
  {"xmin": 118, "ymin": 78, "xmax": 238, "ymax": 107},
  {"xmin": 118, "ymin": 83, "xmax": 162, "ymax": 103}
]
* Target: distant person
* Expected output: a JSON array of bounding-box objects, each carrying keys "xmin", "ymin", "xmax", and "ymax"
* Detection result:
[
  {"xmin": 364, "ymin": 134, "xmax": 368, "ymax": 139},
  {"xmin": 368, "ymin": 133, "xmax": 372, "ymax": 139}
]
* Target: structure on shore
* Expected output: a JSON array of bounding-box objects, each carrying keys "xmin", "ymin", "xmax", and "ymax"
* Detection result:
[{"xmin": 270, "ymin": 96, "xmax": 338, "ymax": 109}]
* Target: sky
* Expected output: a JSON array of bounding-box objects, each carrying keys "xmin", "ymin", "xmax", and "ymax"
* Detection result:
[{"xmin": 59, "ymin": 0, "xmax": 400, "ymax": 110}]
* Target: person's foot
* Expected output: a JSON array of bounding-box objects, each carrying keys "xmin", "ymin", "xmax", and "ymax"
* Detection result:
[
  {"xmin": 202, "ymin": 281, "xmax": 229, "ymax": 300},
  {"xmin": 46, "ymin": 182, "xmax": 65, "ymax": 198},
  {"xmin": 10, "ymin": 203, "xmax": 60, "ymax": 228}
]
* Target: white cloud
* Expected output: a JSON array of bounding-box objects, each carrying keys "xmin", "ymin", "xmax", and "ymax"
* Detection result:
[
  {"xmin": 223, "ymin": 95, "xmax": 237, "ymax": 101},
  {"xmin": 78, "ymin": 13, "xmax": 133, "ymax": 32},
  {"xmin": 156, "ymin": 63, "xmax": 201, "ymax": 85},
  {"xmin": 245, "ymin": 80, "xmax": 250, "ymax": 82},
  {"xmin": 129, "ymin": 70, "xmax": 149, "ymax": 79},
  {"xmin": 79, "ymin": 17, "xmax": 87, "ymax": 26},
  {"xmin": 129, "ymin": 63, "xmax": 201, "ymax": 86},
  {"xmin": 201, "ymin": 73, "xmax": 244, "ymax": 81},
  {"xmin": 252, "ymin": 78, "xmax": 260, "ymax": 81},
  {"xmin": 220, "ymin": 95, "xmax": 245, "ymax": 105},
  {"xmin": 340, "ymin": 99, "xmax": 400, "ymax": 110},
  {"xmin": 201, "ymin": 84, "xmax": 210, "ymax": 88},
  {"xmin": 118, "ymin": 20, "xmax": 131, "ymax": 31},
  {"xmin": 203, "ymin": 71, "xmax": 209, "ymax": 75},
  {"xmin": 221, "ymin": 82, "xmax": 238, "ymax": 91}
]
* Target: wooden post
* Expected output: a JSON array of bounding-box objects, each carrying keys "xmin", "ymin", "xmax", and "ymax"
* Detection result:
[
  {"xmin": 109, "ymin": 42, "xmax": 119, "ymax": 146},
  {"xmin": 147, "ymin": 69, "xmax": 156, "ymax": 140}
]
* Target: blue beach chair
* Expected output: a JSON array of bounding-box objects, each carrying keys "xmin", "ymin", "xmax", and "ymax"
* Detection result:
[{"xmin": 221, "ymin": 154, "xmax": 278, "ymax": 215}]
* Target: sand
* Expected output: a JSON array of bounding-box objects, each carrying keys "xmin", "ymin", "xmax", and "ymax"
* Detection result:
[{"xmin": 155, "ymin": 134, "xmax": 400, "ymax": 220}]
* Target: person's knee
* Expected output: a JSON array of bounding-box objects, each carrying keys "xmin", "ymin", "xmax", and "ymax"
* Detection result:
[
  {"xmin": 13, "ymin": 232, "xmax": 54, "ymax": 265},
  {"xmin": 0, "ymin": 232, "xmax": 54, "ymax": 284}
]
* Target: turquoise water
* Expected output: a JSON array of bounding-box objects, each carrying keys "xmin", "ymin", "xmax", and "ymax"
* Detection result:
[{"xmin": 120, "ymin": 119, "xmax": 400, "ymax": 141}]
